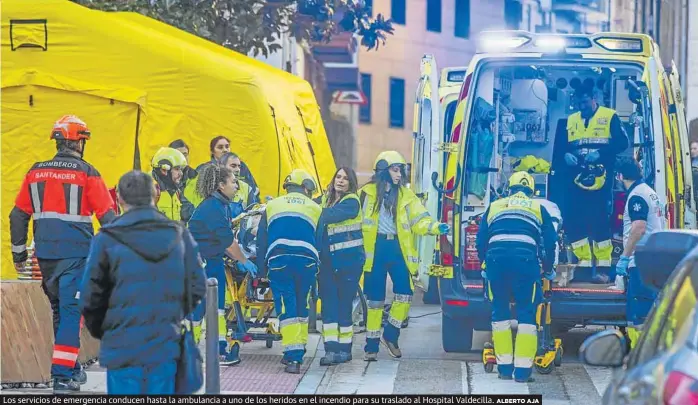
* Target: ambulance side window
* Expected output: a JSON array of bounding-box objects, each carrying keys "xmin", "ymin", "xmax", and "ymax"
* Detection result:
[
  {"xmin": 464, "ymin": 97, "xmax": 496, "ymax": 202},
  {"xmin": 443, "ymin": 101, "xmax": 457, "ymax": 142}
]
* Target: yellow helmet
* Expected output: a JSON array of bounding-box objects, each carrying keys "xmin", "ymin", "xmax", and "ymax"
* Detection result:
[
  {"xmin": 574, "ymin": 165, "xmax": 606, "ymax": 191},
  {"xmin": 283, "ymin": 169, "xmax": 317, "ymax": 192},
  {"xmin": 374, "ymin": 151, "xmax": 407, "ymax": 171},
  {"xmin": 152, "ymin": 147, "xmax": 187, "ymax": 171},
  {"xmin": 508, "ymin": 171, "xmax": 535, "ymax": 193}
]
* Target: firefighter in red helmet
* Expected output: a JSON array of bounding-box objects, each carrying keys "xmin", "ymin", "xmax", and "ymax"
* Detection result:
[{"xmin": 9, "ymin": 115, "xmax": 116, "ymax": 393}]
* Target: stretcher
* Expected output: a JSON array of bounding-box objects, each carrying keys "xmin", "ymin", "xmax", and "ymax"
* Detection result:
[
  {"xmin": 222, "ymin": 203, "xmax": 282, "ymax": 349},
  {"xmin": 482, "ymin": 277, "xmax": 563, "ymax": 374}
]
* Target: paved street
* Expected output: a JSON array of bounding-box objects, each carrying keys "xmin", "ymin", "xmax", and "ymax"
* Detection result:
[
  {"xmin": 1, "ymin": 290, "xmax": 614, "ymax": 403},
  {"xmin": 290, "ymin": 302, "xmax": 613, "ymax": 405}
]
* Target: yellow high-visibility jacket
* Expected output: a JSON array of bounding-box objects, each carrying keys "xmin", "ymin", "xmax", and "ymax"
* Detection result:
[{"xmin": 359, "ymin": 183, "xmax": 440, "ymax": 275}]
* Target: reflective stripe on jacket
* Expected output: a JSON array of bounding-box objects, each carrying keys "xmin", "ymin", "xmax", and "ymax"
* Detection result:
[
  {"xmin": 567, "ymin": 106, "xmax": 614, "ymax": 147},
  {"xmin": 477, "ymin": 192, "xmax": 557, "ymax": 272},
  {"xmin": 10, "ymin": 152, "xmax": 115, "ymax": 261},
  {"xmin": 359, "ymin": 184, "xmax": 440, "ymax": 275},
  {"xmin": 264, "ymin": 192, "xmax": 322, "ymax": 262},
  {"xmin": 320, "ymin": 193, "xmax": 365, "ymax": 270}
]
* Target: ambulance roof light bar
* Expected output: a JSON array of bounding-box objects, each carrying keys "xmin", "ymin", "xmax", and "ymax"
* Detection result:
[
  {"xmin": 594, "ymin": 37, "xmax": 644, "ymax": 52},
  {"xmin": 477, "ymin": 31, "xmax": 647, "ymax": 55},
  {"xmin": 478, "ymin": 31, "xmax": 532, "ymax": 53},
  {"xmin": 534, "ymin": 36, "xmax": 567, "ymax": 52}
]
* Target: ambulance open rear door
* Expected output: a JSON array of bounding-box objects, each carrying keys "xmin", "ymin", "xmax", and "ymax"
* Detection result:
[
  {"xmin": 666, "ymin": 61, "xmax": 696, "ymax": 229},
  {"xmin": 411, "ymin": 55, "xmax": 442, "ymax": 292}
]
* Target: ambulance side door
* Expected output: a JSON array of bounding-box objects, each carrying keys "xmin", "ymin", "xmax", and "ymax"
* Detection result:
[
  {"xmin": 666, "ymin": 61, "xmax": 697, "ymax": 228},
  {"xmin": 411, "ymin": 55, "xmax": 441, "ymax": 291}
]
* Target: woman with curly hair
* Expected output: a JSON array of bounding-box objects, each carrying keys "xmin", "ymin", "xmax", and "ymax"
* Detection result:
[{"xmin": 188, "ymin": 164, "xmax": 256, "ymax": 366}]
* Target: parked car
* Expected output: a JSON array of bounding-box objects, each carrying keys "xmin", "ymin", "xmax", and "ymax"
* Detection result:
[{"xmin": 580, "ymin": 230, "xmax": 698, "ymax": 404}]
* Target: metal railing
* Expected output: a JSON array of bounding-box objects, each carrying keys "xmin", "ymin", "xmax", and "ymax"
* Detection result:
[{"xmin": 205, "ymin": 278, "xmax": 220, "ymax": 394}]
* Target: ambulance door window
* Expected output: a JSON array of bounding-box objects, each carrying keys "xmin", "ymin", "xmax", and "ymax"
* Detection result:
[
  {"xmin": 443, "ymin": 100, "xmax": 457, "ymax": 142},
  {"xmin": 463, "ymin": 67, "xmax": 497, "ymax": 207}
]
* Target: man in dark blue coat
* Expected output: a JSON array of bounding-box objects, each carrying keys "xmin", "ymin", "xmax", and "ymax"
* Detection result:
[{"xmin": 80, "ymin": 170, "xmax": 206, "ymax": 394}]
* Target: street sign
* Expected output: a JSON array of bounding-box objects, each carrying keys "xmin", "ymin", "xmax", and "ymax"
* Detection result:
[{"xmin": 332, "ymin": 90, "xmax": 367, "ymax": 105}]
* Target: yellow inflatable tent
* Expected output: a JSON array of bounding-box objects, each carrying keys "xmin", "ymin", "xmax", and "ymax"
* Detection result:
[
  {"xmin": 112, "ymin": 12, "xmax": 336, "ymax": 192},
  {"xmin": 0, "ymin": 0, "xmax": 335, "ymax": 279}
]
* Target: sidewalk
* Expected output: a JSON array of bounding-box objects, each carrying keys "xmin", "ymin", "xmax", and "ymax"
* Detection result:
[
  {"xmin": 219, "ymin": 333, "xmax": 322, "ymax": 394},
  {"xmin": 1, "ymin": 332, "xmax": 323, "ymax": 395}
]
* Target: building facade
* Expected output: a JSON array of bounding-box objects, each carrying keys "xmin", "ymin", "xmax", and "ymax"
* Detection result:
[
  {"xmin": 504, "ymin": 0, "xmax": 610, "ymax": 35},
  {"xmin": 356, "ymin": 0, "xmax": 505, "ymax": 181},
  {"xmin": 610, "ymin": 0, "xmax": 697, "ymax": 135},
  {"xmin": 252, "ymin": 24, "xmax": 362, "ymax": 170}
]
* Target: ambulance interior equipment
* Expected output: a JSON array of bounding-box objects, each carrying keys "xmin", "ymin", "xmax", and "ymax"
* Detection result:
[{"xmin": 462, "ymin": 61, "xmax": 649, "ymax": 279}]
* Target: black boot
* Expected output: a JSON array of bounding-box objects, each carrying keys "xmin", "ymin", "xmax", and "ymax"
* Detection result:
[
  {"xmin": 320, "ymin": 352, "xmax": 337, "ymax": 366},
  {"xmin": 335, "ymin": 352, "xmax": 352, "ymax": 364},
  {"xmin": 284, "ymin": 361, "xmax": 301, "ymax": 374},
  {"xmin": 380, "ymin": 337, "xmax": 402, "ymax": 358},
  {"xmin": 53, "ymin": 378, "xmax": 81, "ymax": 394},
  {"xmin": 73, "ymin": 366, "xmax": 87, "ymax": 385}
]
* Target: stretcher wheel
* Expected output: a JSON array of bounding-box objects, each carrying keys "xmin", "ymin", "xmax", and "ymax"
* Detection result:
[
  {"xmin": 484, "ymin": 362, "xmax": 495, "ymax": 373},
  {"xmin": 535, "ymin": 362, "xmax": 555, "ymax": 375},
  {"xmin": 554, "ymin": 347, "xmax": 563, "ymax": 367},
  {"xmin": 266, "ymin": 339, "xmax": 274, "ymax": 349}
]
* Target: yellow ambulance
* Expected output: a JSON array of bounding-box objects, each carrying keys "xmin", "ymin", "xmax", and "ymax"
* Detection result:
[{"xmin": 419, "ymin": 31, "xmax": 695, "ymax": 352}]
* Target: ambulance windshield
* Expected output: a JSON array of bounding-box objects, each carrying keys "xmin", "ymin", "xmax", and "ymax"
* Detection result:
[{"xmin": 461, "ymin": 61, "xmax": 646, "ymax": 208}]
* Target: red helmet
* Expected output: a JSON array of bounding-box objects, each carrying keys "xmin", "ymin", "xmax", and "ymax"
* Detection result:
[{"xmin": 50, "ymin": 115, "xmax": 91, "ymax": 141}]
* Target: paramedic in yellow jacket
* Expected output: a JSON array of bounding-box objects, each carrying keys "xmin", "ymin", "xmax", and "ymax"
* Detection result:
[
  {"xmin": 564, "ymin": 86, "xmax": 628, "ymax": 283},
  {"xmin": 182, "ymin": 151, "xmax": 260, "ymax": 217},
  {"xmin": 255, "ymin": 169, "xmax": 322, "ymax": 374},
  {"xmin": 151, "ymin": 147, "xmax": 187, "ymax": 221},
  {"xmin": 361, "ymin": 151, "xmax": 449, "ymax": 361},
  {"xmin": 219, "ymin": 152, "xmax": 260, "ymax": 208}
]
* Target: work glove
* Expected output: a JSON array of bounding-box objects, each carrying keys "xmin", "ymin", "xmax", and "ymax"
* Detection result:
[
  {"xmin": 437, "ymin": 223, "xmax": 451, "ymax": 235},
  {"xmin": 609, "ymin": 275, "xmax": 626, "ymax": 292},
  {"xmin": 584, "ymin": 150, "xmax": 601, "ymax": 164},
  {"xmin": 237, "ymin": 260, "xmax": 258, "ymax": 278},
  {"xmin": 564, "ymin": 153, "xmax": 578, "ymax": 166},
  {"xmin": 543, "ymin": 269, "xmax": 557, "ymax": 281},
  {"xmin": 615, "ymin": 255, "xmax": 630, "ymax": 277}
]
